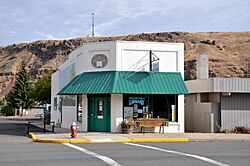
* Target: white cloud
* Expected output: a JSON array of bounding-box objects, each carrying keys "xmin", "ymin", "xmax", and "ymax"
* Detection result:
[
  {"xmin": 63, "ymin": 21, "xmax": 71, "ymax": 25},
  {"xmin": 44, "ymin": 34, "xmax": 58, "ymax": 40},
  {"xmin": 35, "ymin": 31, "xmax": 59, "ymax": 40},
  {"xmin": 10, "ymin": 31, "xmax": 16, "ymax": 34},
  {"xmin": 0, "ymin": 0, "xmax": 249, "ymax": 45}
]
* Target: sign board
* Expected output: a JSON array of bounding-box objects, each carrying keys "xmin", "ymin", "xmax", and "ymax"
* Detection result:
[
  {"xmin": 152, "ymin": 61, "xmax": 159, "ymax": 72},
  {"xmin": 129, "ymin": 97, "xmax": 145, "ymax": 106},
  {"xmin": 124, "ymin": 107, "xmax": 133, "ymax": 120}
]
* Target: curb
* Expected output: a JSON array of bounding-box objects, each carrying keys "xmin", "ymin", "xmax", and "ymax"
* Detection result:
[
  {"xmin": 28, "ymin": 132, "xmax": 91, "ymax": 143},
  {"xmin": 28, "ymin": 132, "xmax": 37, "ymax": 140},
  {"xmin": 34, "ymin": 139, "xmax": 91, "ymax": 143},
  {"xmin": 189, "ymin": 139, "xmax": 250, "ymax": 142},
  {"xmin": 28, "ymin": 133, "xmax": 189, "ymax": 143}
]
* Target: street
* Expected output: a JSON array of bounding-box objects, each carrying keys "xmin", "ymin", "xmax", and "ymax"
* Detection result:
[{"xmin": 0, "ymin": 118, "xmax": 250, "ymax": 166}]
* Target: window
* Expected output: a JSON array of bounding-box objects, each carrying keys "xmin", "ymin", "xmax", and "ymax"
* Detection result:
[
  {"xmin": 53, "ymin": 97, "xmax": 57, "ymax": 110},
  {"xmin": 97, "ymin": 100, "xmax": 104, "ymax": 116},
  {"xmin": 62, "ymin": 95, "xmax": 76, "ymax": 106},
  {"xmin": 123, "ymin": 95, "xmax": 149, "ymax": 119},
  {"xmin": 77, "ymin": 95, "xmax": 82, "ymax": 122},
  {"xmin": 123, "ymin": 94, "xmax": 178, "ymax": 122}
]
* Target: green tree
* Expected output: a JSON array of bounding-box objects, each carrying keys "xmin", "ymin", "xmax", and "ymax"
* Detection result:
[
  {"xmin": 0, "ymin": 102, "xmax": 14, "ymax": 116},
  {"xmin": 30, "ymin": 72, "xmax": 52, "ymax": 105},
  {"xmin": 7, "ymin": 65, "xmax": 34, "ymax": 116}
]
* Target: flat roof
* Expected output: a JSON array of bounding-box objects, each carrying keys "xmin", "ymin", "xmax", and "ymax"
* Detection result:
[{"xmin": 185, "ymin": 78, "xmax": 250, "ymax": 93}]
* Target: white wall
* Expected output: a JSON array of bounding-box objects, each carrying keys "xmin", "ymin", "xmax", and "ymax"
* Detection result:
[
  {"xmin": 27, "ymin": 107, "xmax": 44, "ymax": 116},
  {"xmin": 76, "ymin": 42, "xmax": 116, "ymax": 74},
  {"xmin": 111, "ymin": 94, "xmax": 123, "ymax": 132},
  {"xmin": 51, "ymin": 71, "xmax": 61, "ymax": 125},
  {"xmin": 178, "ymin": 95, "xmax": 185, "ymax": 133},
  {"xmin": 61, "ymin": 106, "xmax": 76, "ymax": 129},
  {"xmin": 59, "ymin": 62, "xmax": 76, "ymax": 90},
  {"xmin": 116, "ymin": 41, "xmax": 184, "ymax": 76},
  {"xmin": 81, "ymin": 95, "xmax": 88, "ymax": 131}
]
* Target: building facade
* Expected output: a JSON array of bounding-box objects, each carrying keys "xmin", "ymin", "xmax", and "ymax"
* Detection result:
[
  {"xmin": 185, "ymin": 78, "xmax": 250, "ymax": 132},
  {"xmin": 51, "ymin": 41, "xmax": 188, "ymax": 133}
]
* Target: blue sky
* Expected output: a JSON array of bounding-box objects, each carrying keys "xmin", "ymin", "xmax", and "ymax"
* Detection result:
[{"xmin": 0, "ymin": 0, "xmax": 249, "ymax": 46}]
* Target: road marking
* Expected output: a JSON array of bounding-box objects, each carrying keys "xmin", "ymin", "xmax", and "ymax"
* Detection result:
[
  {"xmin": 63, "ymin": 143, "xmax": 122, "ymax": 166},
  {"xmin": 125, "ymin": 143, "xmax": 230, "ymax": 166}
]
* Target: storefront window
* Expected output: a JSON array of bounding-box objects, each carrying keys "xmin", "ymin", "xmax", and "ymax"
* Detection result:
[
  {"xmin": 151, "ymin": 94, "xmax": 178, "ymax": 122},
  {"xmin": 123, "ymin": 95, "xmax": 149, "ymax": 119},
  {"xmin": 123, "ymin": 94, "xmax": 178, "ymax": 122},
  {"xmin": 77, "ymin": 95, "xmax": 82, "ymax": 122}
]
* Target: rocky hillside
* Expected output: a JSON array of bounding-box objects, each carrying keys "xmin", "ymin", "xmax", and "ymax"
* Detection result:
[{"xmin": 0, "ymin": 32, "xmax": 250, "ymax": 99}]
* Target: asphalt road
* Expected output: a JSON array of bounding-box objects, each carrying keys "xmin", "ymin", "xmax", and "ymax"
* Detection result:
[{"xmin": 0, "ymin": 118, "xmax": 250, "ymax": 166}]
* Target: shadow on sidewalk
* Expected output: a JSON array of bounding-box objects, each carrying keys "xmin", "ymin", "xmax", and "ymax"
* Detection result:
[{"xmin": 0, "ymin": 118, "xmax": 43, "ymax": 137}]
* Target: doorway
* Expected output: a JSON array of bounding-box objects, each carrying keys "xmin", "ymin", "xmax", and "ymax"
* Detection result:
[{"xmin": 88, "ymin": 97, "xmax": 111, "ymax": 132}]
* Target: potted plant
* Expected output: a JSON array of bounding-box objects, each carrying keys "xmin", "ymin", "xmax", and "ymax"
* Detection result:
[{"xmin": 121, "ymin": 119, "xmax": 137, "ymax": 134}]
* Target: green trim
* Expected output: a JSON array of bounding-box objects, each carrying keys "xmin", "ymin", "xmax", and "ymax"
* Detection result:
[{"xmin": 58, "ymin": 71, "xmax": 189, "ymax": 95}]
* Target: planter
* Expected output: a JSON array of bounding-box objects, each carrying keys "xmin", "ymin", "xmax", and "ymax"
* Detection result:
[{"xmin": 122, "ymin": 126, "xmax": 134, "ymax": 134}]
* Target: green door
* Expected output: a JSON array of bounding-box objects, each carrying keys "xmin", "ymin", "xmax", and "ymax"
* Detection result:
[{"xmin": 88, "ymin": 97, "xmax": 111, "ymax": 132}]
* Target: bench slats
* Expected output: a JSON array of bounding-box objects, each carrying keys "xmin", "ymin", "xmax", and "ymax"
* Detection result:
[{"xmin": 136, "ymin": 118, "xmax": 167, "ymax": 133}]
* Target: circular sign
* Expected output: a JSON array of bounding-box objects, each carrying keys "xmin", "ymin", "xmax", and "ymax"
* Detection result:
[{"xmin": 91, "ymin": 54, "xmax": 108, "ymax": 68}]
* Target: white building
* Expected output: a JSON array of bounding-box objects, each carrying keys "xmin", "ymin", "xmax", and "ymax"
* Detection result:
[{"xmin": 51, "ymin": 41, "xmax": 188, "ymax": 133}]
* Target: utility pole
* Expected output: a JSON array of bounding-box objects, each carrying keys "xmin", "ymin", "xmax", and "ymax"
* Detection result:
[{"xmin": 91, "ymin": 13, "xmax": 95, "ymax": 37}]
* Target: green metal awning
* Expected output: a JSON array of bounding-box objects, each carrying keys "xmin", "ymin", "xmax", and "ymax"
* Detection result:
[{"xmin": 58, "ymin": 71, "xmax": 189, "ymax": 95}]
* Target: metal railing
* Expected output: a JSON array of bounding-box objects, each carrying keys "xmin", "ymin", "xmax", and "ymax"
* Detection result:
[{"xmin": 27, "ymin": 118, "xmax": 55, "ymax": 134}]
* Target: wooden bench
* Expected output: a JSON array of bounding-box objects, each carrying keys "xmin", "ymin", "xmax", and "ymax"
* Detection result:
[{"xmin": 136, "ymin": 118, "xmax": 167, "ymax": 134}]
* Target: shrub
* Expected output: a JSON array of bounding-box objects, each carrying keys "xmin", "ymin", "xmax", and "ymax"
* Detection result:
[
  {"xmin": 246, "ymin": 128, "xmax": 250, "ymax": 134},
  {"xmin": 0, "ymin": 104, "xmax": 14, "ymax": 116},
  {"xmin": 234, "ymin": 126, "xmax": 249, "ymax": 134},
  {"xmin": 121, "ymin": 119, "xmax": 139, "ymax": 129}
]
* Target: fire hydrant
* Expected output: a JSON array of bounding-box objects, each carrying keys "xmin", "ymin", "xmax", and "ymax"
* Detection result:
[{"xmin": 70, "ymin": 122, "xmax": 79, "ymax": 138}]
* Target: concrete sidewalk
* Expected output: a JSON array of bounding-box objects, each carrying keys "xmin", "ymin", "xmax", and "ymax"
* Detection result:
[{"xmin": 28, "ymin": 131, "xmax": 250, "ymax": 144}]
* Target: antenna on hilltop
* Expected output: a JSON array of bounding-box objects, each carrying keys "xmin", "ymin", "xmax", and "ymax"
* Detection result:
[{"xmin": 91, "ymin": 13, "xmax": 95, "ymax": 37}]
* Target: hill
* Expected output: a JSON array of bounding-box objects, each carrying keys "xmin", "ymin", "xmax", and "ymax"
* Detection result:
[{"xmin": 0, "ymin": 32, "xmax": 250, "ymax": 99}]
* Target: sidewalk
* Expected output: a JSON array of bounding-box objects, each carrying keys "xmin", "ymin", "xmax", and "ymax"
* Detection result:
[{"xmin": 28, "ymin": 130, "xmax": 250, "ymax": 143}]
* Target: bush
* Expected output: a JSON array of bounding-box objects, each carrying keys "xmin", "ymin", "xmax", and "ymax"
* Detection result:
[
  {"xmin": 0, "ymin": 104, "xmax": 14, "ymax": 116},
  {"xmin": 247, "ymin": 128, "xmax": 250, "ymax": 134},
  {"xmin": 221, "ymin": 129, "xmax": 230, "ymax": 133},
  {"xmin": 234, "ymin": 126, "xmax": 250, "ymax": 134}
]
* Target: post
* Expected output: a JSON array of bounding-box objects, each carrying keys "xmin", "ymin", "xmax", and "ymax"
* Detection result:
[
  {"xmin": 27, "ymin": 121, "xmax": 30, "ymax": 134},
  {"xmin": 52, "ymin": 122, "xmax": 55, "ymax": 133},
  {"xmin": 92, "ymin": 13, "xmax": 95, "ymax": 37},
  {"xmin": 171, "ymin": 105, "xmax": 176, "ymax": 122},
  {"xmin": 149, "ymin": 50, "xmax": 152, "ymax": 71},
  {"xmin": 43, "ymin": 118, "xmax": 46, "ymax": 133}
]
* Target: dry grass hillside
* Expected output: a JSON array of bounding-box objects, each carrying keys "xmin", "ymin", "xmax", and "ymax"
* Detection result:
[{"xmin": 0, "ymin": 32, "xmax": 250, "ymax": 99}]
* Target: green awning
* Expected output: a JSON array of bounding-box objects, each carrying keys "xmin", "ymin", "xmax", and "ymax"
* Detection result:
[{"xmin": 58, "ymin": 71, "xmax": 189, "ymax": 95}]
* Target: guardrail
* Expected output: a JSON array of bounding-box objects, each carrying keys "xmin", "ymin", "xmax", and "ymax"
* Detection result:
[{"xmin": 27, "ymin": 118, "xmax": 55, "ymax": 134}]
